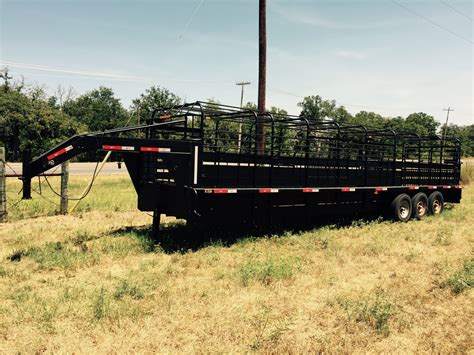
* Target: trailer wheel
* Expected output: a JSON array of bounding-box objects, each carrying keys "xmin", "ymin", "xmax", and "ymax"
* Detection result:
[
  {"xmin": 411, "ymin": 192, "xmax": 428, "ymax": 220},
  {"xmin": 390, "ymin": 194, "xmax": 412, "ymax": 222},
  {"xmin": 428, "ymin": 191, "xmax": 444, "ymax": 215}
]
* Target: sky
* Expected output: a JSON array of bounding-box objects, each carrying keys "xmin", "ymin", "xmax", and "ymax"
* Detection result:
[{"xmin": 0, "ymin": 0, "xmax": 472, "ymax": 125}]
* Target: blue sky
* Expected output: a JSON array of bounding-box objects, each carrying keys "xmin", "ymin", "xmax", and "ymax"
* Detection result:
[{"xmin": 1, "ymin": 0, "xmax": 472, "ymax": 125}]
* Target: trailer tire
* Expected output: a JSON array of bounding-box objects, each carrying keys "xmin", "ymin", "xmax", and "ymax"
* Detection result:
[
  {"xmin": 428, "ymin": 191, "xmax": 444, "ymax": 215},
  {"xmin": 390, "ymin": 194, "xmax": 412, "ymax": 222},
  {"xmin": 411, "ymin": 192, "xmax": 428, "ymax": 220}
]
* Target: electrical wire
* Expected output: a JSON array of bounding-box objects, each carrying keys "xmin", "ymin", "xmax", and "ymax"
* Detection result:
[
  {"xmin": 269, "ymin": 87, "xmax": 426, "ymax": 112},
  {"xmin": 1, "ymin": 60, "xmax": 225, "ymax": 84},
  {"xmin": 178, "ymin": 0, "xmax": 204, "ymax": 39},
  {"xmin": 391, "ymin": 0, "xmax": 473, "ymax": 44},
  {"xmin": 440, "ymin": 0, "xmax": 472, "ymax": 21}
]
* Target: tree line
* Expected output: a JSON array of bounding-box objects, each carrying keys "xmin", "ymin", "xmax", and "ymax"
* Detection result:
[{"xmin": 0, "ymin": 69, "xmax": 472, "ymax": 161}]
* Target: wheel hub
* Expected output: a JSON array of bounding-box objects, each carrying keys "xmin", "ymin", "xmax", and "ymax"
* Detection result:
[
  {"xmin": 400, "ymin": 203, "xmax": 410, "ymax": 219},
  {"xmin": 417, "ymin": 201, "xmax": 427, "ymax": 216}
]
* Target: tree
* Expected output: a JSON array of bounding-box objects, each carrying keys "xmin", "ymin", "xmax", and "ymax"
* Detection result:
[
  {"xmin": 48, "ymin": 85, "xmax": 76, "ymax": 110},
  {"xmin": 0, "ymin": 86, "xmax": 84, "ymax": 161},
  {"xmin": 350, "ymin": 111, "xmax": 387, "ymax": 128},
  {"xmin": 444, "ymin": 124, "xmax": 474, "ymax": 157},
  {"xmin": 403, "ymin": 112, "xmax": 440, "ymax": 136},
  {"xmin": 298, "ymin": 95, "xmax": 352, "ymax": 123},
  {"xmin": 63, "ymin": 86, "xmax": 128, "ymax": 132},
  {"xmin": 0, "ymin": 68, "xmax": 13, "ymax": 93},
  {"xmin": 130, "ymin": 86, "xmax": 181, "ymax": 125},
  {"xmin": 298, "ymin": 95, "xmax": 326, "ymax": 121}
]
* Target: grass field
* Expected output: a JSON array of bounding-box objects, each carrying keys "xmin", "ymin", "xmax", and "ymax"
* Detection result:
[{"xmin": 0, "ymin": 167, "xmax": 473, "ymax": 353}]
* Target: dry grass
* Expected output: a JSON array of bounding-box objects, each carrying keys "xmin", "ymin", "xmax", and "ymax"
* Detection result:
[
  {"xmin": 462, "ymin": 158, "xmax": 474, "ymax": 185},
  {"xmin": 0, "ymin": 177, "xmax": 473, "ymax": 353}
]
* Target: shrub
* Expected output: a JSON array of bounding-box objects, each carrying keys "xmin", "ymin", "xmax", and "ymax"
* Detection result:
[
  {"xmin": 238, "ymin": 257, "xmax": 301, "ymax": 286},
  {"xmin": 445, "ymin": 259, "xmax": 474, "ymax": 294},
  {"xmin": 338, "ymin": 292, "xmax": 396, "ymax": 335},
  {"xmin": 113, "ymin": 279, "xmax": 144, "ymax": 300},
  {"xmin": 92, "ymin": 287, "xmax": 109, "ymax": 320}
]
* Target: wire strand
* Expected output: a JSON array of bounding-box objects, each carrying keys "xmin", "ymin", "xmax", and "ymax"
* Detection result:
[
  {"xmin": 391, "ymin": 0, "xmax": 473, "ymax": 44},
  {"xmin": 440, "ymin": 0, "xmax": 473, "ymax": 21},
  {"xmin": 179, "ymin": 0, "xmax": 204, "ymax": 39}
]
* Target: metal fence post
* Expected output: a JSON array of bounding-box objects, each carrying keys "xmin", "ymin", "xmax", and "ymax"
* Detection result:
[
  {"xmin": 0, "ymin": 146, "xmax": 7, "ymax": 223},
  {"xmin": 60, "ymin": 161, "xmax": 69, "ymax": 214}
]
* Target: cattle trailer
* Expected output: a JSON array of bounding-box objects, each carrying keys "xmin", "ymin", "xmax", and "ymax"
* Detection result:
[{"xmin": 22, "ymin": 101, "xmax": 462, "ymax": 238}]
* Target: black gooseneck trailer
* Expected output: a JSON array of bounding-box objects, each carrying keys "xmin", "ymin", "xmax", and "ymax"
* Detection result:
[{"xmin": 21, "ymin": 101, "xmax": 462, "ymax": 237}]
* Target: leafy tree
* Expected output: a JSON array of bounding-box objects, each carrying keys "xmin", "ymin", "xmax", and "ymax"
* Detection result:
[
  {"xmin": 403, "ymin": 112, "xmax": 440, "ymax": 136},
  {"xmin": 298, "ymin": 95, "xmax": 327, "ymax": 121},
  {"xmin": 350, "ymin": 111, "xmax": 387, "ymax": 128},
  {"xmin": 63, "ymin": 86, "xmax": 128, "ymax": 132},
  {"xmin": 298, "ymin": 95, "xmax": 352, "ymax": 124},
  {"xmin": 131, "ymin": 86, "xmax": 181, "ymax": 125},
  {"xmin": 444, "ymin": 124, "xmax": 474, "ymax": 157},
  {"xmin": 0, "ymin": 68, "xmax": 13, "ymax": 93},
  {"xmin": 0, "ymin": 86, "xmax": 84, "ymax": 161}
]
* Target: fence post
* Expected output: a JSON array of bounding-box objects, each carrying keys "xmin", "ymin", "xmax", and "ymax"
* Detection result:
[
  {"xmin": 60, "ymin": 161, "xmax": 69, "ymax": 214},
  {"xmin": 0, "ymin": 146, "xmax": 7, "ymax": 223}
]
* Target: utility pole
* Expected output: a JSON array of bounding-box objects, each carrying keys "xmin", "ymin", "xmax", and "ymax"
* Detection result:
[
  {"xmin": 236, "ymin": 81, "xmax": 251, "ymax": 152},
  {"xmin": 257, "ymin": 0, "xmax": 266, "ymax": 154},
  {"xmin": 442, "ymin": 107, "xmax": 454, "ymax": 141}
]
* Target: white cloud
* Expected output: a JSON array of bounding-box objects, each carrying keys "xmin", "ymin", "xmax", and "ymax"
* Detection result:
[{"xmin": 270, "ymin": 2, "xmax": 416, "ymax": 30}]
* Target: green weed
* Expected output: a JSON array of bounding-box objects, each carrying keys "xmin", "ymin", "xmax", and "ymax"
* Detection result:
[
  {"xmin": 92, "ymin": 287, "xmax": 109, "ymax": 320},
  {"xmin": 24, "ymin": 242, "xmax": 98, "ymax": 269},
  {"xmin": 337, "ymin": 292, "xmax": 396, "ymax": 335},
  {"xmin": 238, "ymin": 257, "xmax": 301, "ymax": 286},
  {"xmin": 113, "ymin": 279, "xmax": 144, "ymax": 300},
  {"xmin": 444, "ymin": 259, "xmax": 474, "ymax": 294},
  {"xmin": 433, "ymin": 226, "xmax": 453, "ymax": 246}
]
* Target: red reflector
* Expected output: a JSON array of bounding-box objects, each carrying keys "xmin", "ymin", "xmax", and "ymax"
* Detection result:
[
  {"xmin": 408, "ymin": 186, "xmax": 419, "ymax": 190},
  {"xmin": 213, "ymin": 189, "xmax": 237, "ymax": 194},
  {"xmin": 454, "ymin": 185, "xmax": 461, "ymax": 189},
  {"xmin": 47, "ymin": 145, "xmax": 73, "ymax": 161},
  {"xmin": 140, "ymin": 147, "xmax": 171, "ymax": 153},
  {"xmin": 102, "ymin": 145, "xmax": 134, "ymax": 151},
  {"xmin": 375, "ymin": 187, "xmax": 387, "ymax": 192},
  {"xmin": 259, "ymin": 188, "xmax": 278, "ymax": 193},
  {"xmin": 341, "ymin": 188, "xmax": 355, "ymax": 192},
  {"xmin": 428, "ymin": 186, "xmax": 437, "ymax": 190},
  {"xmin": 303, "ymin": 188, "xmax": 319, "ymax": 193},
  {"xmin": 443, "ymin": 185, "xmax": 451, "ymax": 189}
]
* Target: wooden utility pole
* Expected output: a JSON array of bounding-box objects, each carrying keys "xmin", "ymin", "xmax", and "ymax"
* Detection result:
[
  {"xmin": 236, "ymin": 81, "xmax": 251, "ymax": 152},
  {"xmin": 442, "ymin": 107, "xmax": 454, "ymax": 142},
  {"xmin": 257, "ymin": 0, "xmax": 266, "ymax": 154},
  {"xmin": 0, "ymin": 146, "xmax": 7, "ymax": 223},
  {"xmin": 60, "ymin": 161, "xmax": 69, "ymax": 214}
]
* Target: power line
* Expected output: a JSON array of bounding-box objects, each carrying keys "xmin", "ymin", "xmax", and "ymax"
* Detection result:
[
  {"xmin": 440, "ymin": 0, "xmax": 472, "ymax": 21},
  {"xmin": 391, "ymin": 1, "xmax": 473, "ymax": 44},
  {"xmin": 178, "ymin": 0, "xmax": 204, "ymax": 39},
  {"xmin": 269, "ymin": 87, "xmax": 428, "ymax": 112},
  {"xmin": 0, "ymin": 60, "xmax": 226, "ymax": 84}
]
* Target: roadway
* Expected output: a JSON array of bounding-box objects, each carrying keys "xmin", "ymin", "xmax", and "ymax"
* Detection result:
[{"xmin": 5, "ymin": 162, "xmax": 129, "ymax": 176}]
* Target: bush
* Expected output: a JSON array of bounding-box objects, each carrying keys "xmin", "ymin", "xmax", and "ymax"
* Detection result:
[
  {"xmin": 238, "ymin": 257, "xmax": 301, "ymax": 286},
  {"xmin": 445, "ymin": 259, "xmax": 474, "ymax": 294}
]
